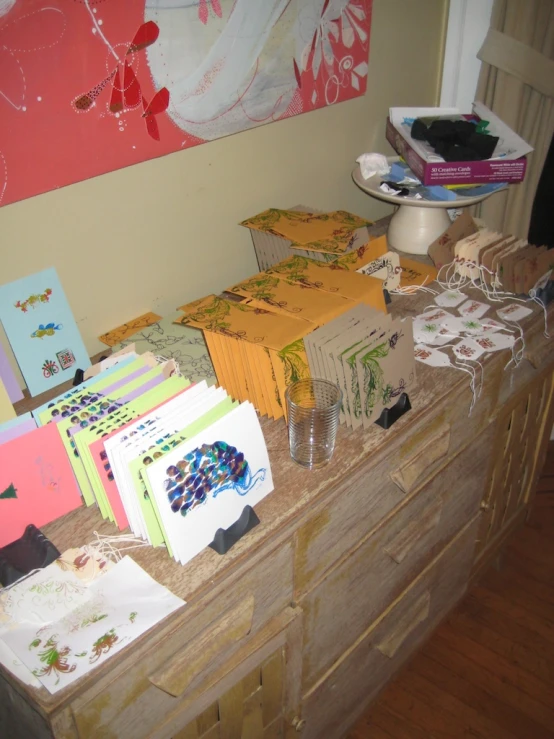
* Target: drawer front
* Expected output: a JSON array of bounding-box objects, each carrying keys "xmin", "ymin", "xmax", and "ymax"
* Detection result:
[
  {"xmin": 294, "ymin": 369, "xmax": 499, "ymax": 599},
  {"xmin": 71, "ymin": 542, "xmax": 293, "ymax": 739},
  {"xmin": 300, "ymin": 515, "xmax": 479, "ymax": 739},
  {"xmin": 300, "ymin": 432, "xmax": 490, "ymax": 689}
]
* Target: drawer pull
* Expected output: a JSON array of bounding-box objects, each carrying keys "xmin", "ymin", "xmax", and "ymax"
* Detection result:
[
  {"xmin": 375, "ymin": 590, "xmax": 431, "ymax": 659},
  {"xmin": 383, "ymin": 498, "xmax": 443, "ymax": 564},
  {"xmin": 149, "ymin": 595, "xmax": 255, "ymax": 697},
  {"xmin": 391, "ymin": 424, "xmax": 451, "ymax": 494}
]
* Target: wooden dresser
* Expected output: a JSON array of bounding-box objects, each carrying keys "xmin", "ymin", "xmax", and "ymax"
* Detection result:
[{"xmin": 1, "ymin": 289, "xmax": 553, "ymax": 739}]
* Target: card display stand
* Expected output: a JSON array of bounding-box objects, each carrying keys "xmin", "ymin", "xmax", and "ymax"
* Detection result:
[
  {"xmin": 374, "ymin": 392, "xmax": 411, "ymax": 430},
  {"xmin": 0, "ymin": 524, "xmax": 60, "ymax": 587},
  {"xmin": 209, "ymin": 505, "xmax": 260, "ymax": 555}
]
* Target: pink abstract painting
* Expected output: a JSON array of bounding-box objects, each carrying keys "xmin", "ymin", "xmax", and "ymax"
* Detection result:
[{"xmin": 0, "ymin": 1, "xmax": 372, "ymax": 207}]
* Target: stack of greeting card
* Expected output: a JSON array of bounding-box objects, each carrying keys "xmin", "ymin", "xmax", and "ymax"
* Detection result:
[
  {"xmin": 175, "ymin": 258, "xmax": 389, "ymax": 418},
  {"xmin": 304, "ymin": 304, "xmax": 416, "ymax": 429},
  {"xmin": 1, "ymin": 346, "xmax": 273, "ymax": 566}
]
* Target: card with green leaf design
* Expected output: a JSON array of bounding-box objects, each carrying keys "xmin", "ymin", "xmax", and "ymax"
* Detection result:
[
  {"xmin": 4, "ymin": 557, "xmax": 183, "ymax": 693},
  {"xmin": 355, "ymin": 318, "xmax": 416, "ymax": 429}
]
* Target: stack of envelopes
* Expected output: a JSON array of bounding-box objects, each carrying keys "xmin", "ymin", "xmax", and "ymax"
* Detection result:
[
  {"xmin": 176, "ymin": 258, "xmax": 388, "ymax": 419},
  {"xmin": 22, "ymin": 351, "xmax": 273, "ymax": 565},
  {"xmin": 304, "ymin": 304, "xmax": 416, "ymax": 429}
]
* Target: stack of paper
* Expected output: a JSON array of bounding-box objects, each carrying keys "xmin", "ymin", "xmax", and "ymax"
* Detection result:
[
  {"xmin": 176, "ymin": 294, "xmax": 315, "ymax": 420},
  {"xmin": 2, "ymin": 344, "xmax": 273, "ymax": 567},
  {"xmin": 304, "ymin": 305, "xmax": 416, "ymax": 429}
]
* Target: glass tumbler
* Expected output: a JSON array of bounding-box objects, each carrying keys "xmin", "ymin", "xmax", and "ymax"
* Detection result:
[{"xmin": 285, "ymin": 378, "xmax": 342, "ymax": 469}]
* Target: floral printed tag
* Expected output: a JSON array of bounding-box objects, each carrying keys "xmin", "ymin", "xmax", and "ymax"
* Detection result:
[
  {"xmin": 434, "ymin": 290, "xmax": 467, "ymax": 308},
  {"xmin": 414, "ymin": 345, "xmax": 452, "ymax": 367},
  {"xmin": 497, "ymin": 303, "xmax": 533, "ymax": 322},
  {"xmin": 452, "ymin": 340, "xmax": 486, "ymax": 361},
  {"xmin": 472, "ymin": 333, "xmax": 515, "ymax": 352},
  {"xmin": 458, "ymin": 300, "xmax": 490, "ymax": 319}
]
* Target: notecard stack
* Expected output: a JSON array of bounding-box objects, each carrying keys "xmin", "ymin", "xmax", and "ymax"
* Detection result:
[
  {"xmin": 1, "ymin": 349, "xmax": 273, "ymax": 566},
  {"xmin": 176, "ymin": 256, "xmax": 388, "ymax": 419},
  {"xmin": 304, "ymin": 304, "xmax": 416, "ymax": 429}
]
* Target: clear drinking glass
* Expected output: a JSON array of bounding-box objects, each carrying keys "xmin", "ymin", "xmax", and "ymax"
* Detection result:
[{"xmin": 285, "ymin": 379, "xmax": 342, "ymax": 469}]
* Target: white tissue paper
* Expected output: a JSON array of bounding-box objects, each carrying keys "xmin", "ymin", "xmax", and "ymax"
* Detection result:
[{"xmin": 356, "ymin": 153, "xmax": 390, "ymax": 180}]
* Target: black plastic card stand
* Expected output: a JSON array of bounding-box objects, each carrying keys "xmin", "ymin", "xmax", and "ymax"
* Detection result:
[
  {"xmin": 0, "ymin": 524, "xmax": 60, "ymax": 587},
  {"xmin": 532, "ymin": 280, "xmax": 554, "ymax": 306},
  {"xmin": 374, "ymin": 393, "xmax": 412, "ymax": 430},
  {"xmin": 383, "ymin": 288, "xmax": 392, "ymax": 305},
  {"xmin": 208, "ymin": 506, "xmax": 260, "ymax": 555}
]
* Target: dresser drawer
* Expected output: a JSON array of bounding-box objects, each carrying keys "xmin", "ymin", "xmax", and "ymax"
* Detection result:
[
  {"xmin": 70, "ymin": 541, "xmax": 293, "ymax": 739},
  {"xmin": 300, "ymin": 431, "xmax": 490, "ymax": 690},
  {"xmin": 294, "ymin": 372, "xmax": 498, "ymax": 599},
  {"xmin": 300, "ymin": 515, "xmax": 479, "ymax": 739}
]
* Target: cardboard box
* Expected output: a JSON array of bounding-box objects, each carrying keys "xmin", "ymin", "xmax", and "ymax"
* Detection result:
[{"xmin": 386, "ymin": 103, "xmax": 532, "ymax": 186}]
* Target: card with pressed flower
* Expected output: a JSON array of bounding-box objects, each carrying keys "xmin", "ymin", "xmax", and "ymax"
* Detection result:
[
  {"xmin": 3, "ymin": 557, "xmax": 184, "ymax": 693},
  {"xmin": 0, "ymin": 547, "xmax": 112, "ymax": 688}
]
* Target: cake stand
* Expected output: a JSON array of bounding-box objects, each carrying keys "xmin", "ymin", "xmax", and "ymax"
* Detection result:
[{"xmin": 352, "ymin": 159, "xmax": 505, "ymax": 255}]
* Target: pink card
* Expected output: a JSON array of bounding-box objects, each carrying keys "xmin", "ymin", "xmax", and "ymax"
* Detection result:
[{"xmin": 0, "ymin": 424, "xmax": 82, "ymax": 547}]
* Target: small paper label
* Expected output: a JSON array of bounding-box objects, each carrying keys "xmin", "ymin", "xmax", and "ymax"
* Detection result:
[
  {"xmin": 452, "ymin": 339, "xmax": 486, "ymax": 361},
  {"xmin": 414, "ymin": 345, "xmax": 451, "ymax": 367},
  {"xmin": 458, "ymin": 300, "xmax": 490, "ymax": 319},
  {"xmin": 472, "ymin": 333, "xmax": 515, "ymax": 352},
  {"xmin": 497, "ymin": 303, "xmax": 533, "ymax": 322},
  {"xmin": 435, "ymin": 290, "xmax": 466, "ymax": 308}
]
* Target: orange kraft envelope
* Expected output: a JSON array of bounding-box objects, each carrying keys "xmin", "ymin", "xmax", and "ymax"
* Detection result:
[{"xmin": 98, "ymin": 311, "xmax": 162, "ymax": 347}]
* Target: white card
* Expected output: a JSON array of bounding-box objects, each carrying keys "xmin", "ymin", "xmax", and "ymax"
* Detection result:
[
  {"xmin": 458, "ymin": 300, "xmax": 490, "ymax": 319},
  {"xmin": 497, "ymin": 303, "xmax": 533, "ymax": 322},
  {"xmin": 145, "ymin": 402, "xmax": 273, "ymax": 566},
  {"xmin": 414, "ymin": 345, "xmax": 451, "ymax": 367},
  {"xmin": 357, "ymin": 251, "xmax": 401, "ymax": 290},
  {"xmin": 4, "ymin": 557, "xmax": 184, "ymax": 694},
  {"xmin": 429, "ymin": 327, "xmax": 458, "ymax": 346},
  {"xmin": 452, "ymin": 339, "xmax": 486, "ymax": 361},
  {"xmin": 478, "ymin": 319, "xmax": 508, "ymax": 333},
  {"xmin": 434, "ymin": 290, "xmax": 467, "ymax": 308}
]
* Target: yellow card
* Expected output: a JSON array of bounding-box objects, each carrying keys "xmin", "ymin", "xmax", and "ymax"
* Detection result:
[
  {"xmin": 267, "ymin": 257, "xmax": 387, "ymax": 314},
  {"xmin": 399, "ymin": 257, "xmax": 438, "ymax": 288},
  {"xmin": 98, "ymin": 311, "xmax": 162, "ymax": 347},
  {"xmin": 0, "ymin": 378, "xmax": 16, "ymax": 424},
  {"xmin": 177, "ymin": 295, "xmax": 313, "ymax": 351},
  {"xmin": 269, "ymin": 339, "xmax": 311, "ymax": 419},
  {"xmin": 228, "ymin": 274, "xmax": 355, "ymax": 326},
  {"xmin": 329, "ymin": 234, "xmax": 388, "ymax": 270}
]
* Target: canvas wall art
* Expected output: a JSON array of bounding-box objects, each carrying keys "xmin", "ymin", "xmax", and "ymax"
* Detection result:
[{"xmin": 0, "ymin": 0, "xmax": 372, "ymax": 207}]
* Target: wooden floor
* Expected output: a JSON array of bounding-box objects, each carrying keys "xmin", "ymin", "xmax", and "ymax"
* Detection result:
[{"xmin": 348, "ymin": 442, "xmax": 554, "ymax": 739}]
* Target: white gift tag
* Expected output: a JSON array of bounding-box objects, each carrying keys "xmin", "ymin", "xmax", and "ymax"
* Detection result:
[
  {"xmin": 413, "ymin": 317, "xmax": 442, "ymax": 344},
  {"xmin": 440, "ymin": 316, "xmax": 470, "ymax": 334},
  {"xmin": 458, "ymin": 300, "xmax": 490, "ymax": 319},
  {"xmin": 414, "ymin": 345, "xmax": 451, "ymax": 367},
  {"xmin": 478, "ymin": 318, "xmax": 507, "ymax": 334},
  {"xmin": 429, "ymin": 327, "xmax": 458, "ymax": 346},
  {"xmin": 472, "ymin": 333, "xmax": 515, "ymax": 352},
  {"xmin": 497, "ymin": 303, "xmax": 533, "ymax": 322},
  {"xmin": 435, "ymin": 290, "xmax": 466, "ymax": 308},
  {"xmin": 452, "ymin": 339, "xmax": 486, "ymax": 361},
  {"xmin": 417, "ymin": 308, "xmax": 451, "ymax": 323},
  {"xmin": 357, "ymin": 251, "xmax": 401, "ymax": 290}
]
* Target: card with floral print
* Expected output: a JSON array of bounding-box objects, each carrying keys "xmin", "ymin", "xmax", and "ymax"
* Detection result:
[{"xmin": 3, "ymin": 557, "xmax": 184, "ymax": 693}]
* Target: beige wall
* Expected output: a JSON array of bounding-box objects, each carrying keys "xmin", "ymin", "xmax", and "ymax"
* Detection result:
[{"xmin": 0, "ymin": 0, "xmax": 448, "ymax": 383}]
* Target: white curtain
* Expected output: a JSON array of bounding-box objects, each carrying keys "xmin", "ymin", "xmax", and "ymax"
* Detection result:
[{"xmin": 475, "ymin": 0, "xmax": 554, "ymax": 239}]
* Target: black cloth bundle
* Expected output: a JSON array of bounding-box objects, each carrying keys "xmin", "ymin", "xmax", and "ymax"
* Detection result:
[{"xmin": 411, "ymin": 118, "xmax": 499, "ymax": 162}]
